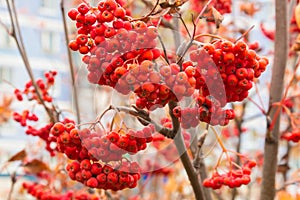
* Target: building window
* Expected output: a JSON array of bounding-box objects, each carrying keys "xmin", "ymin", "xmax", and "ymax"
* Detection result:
[{"xmin": 41, "ymin": 31, "xmax": 60, "ymax": 53}]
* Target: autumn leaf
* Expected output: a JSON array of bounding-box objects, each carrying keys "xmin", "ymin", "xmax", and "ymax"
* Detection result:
[
  {"xmin": 0, "ymin": 95, "xmax": 13, "ymax": 125},
  {"xmin": 23, "ymin": 159, "xmax": 50, "ymax": 174},
  {"xmin": 276, "ymin": 191, "xmax": 294, "ymax": 200},
  {"xmin": 7, "ymin": 149, "xmax": 27, "ymax": 162},
  {"xmin": 295, "ymin": 2, "xmax": 300, "ymax": 29},
  {"xmin": 240, "ymin": 2, "xmax": 260, "ymax": 17}
]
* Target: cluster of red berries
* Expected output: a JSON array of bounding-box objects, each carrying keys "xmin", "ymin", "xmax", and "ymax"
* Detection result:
[
  {"xmin": 25, "ymin": 118, "xmax": 74, "ymax": 156},
  {"xmin": 51, "ymin": 122, "xmax": 154, "ymax": 162},
  {"xmin": 81, "ymin": 126, "xmax": 154, "ymax": 162},
  {"xmin": 203, "ymin": 160, "xmax": 256, "ymax": 189},
  {"xmin": 50, "ymin": 123, "xmax": 91, "ymax": 160},
  {"xmin": 68, "ymin": 0, "xmax": 161, "ymax": 88},
  {"xmin": 11, "ymin": 70, "xmax": 77, "ymax": 156},
  {"xmin": 173, "ymin": 95, "xmax": 234, "ymax": 127},
  {"xmin": 50, "ymin": 122, "xmax": 156, "ymax": 190},
  {"xmin": 281, "ymin": 130, "xmax": 300, "ymax": 143},
  {"xmin": 66, "ymin": 160, "xmax": 141, "ymax": 191},
  {"xmin": 13, "ymin": 110, "xmax": 38, "ymax": 127},
  {"xmin": 22, "ymin": 182, "xmax": 100, "ymax": 200},
  {"xmin": 115, "ymin": 60, "xmax": 176, "ymax": 110},
  {"xmin": 159, "ymin": 63, "xmax": 196, "ymax": 100},
  {"xmin": 190, "ymin": 40, "xmax": 268, "ymax": 104},
  {"xmin": 190, "ymin": 0, "xmax": 232, "ymax": 14},
  {"xmin": 13, "ymin": 71, "xmax": 57, "ymax": 103},
  {"xmin": 196, "ymin": 95, "xmax": 235, "ymax": 126},
  {"xmin": 118, "ymin": 61, "xmax": 197, "ymax": 110}
]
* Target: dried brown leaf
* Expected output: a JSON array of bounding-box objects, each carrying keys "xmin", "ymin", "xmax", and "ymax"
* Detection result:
[
  {"xmin": 7, "ymin": 149, "xmax": 27, "ymax": 162},
  {"xmin": 23, "ymin": 159, "xmax": 50, "ymax": 174},
  {"xmin": 240, "ymin": 2, "xmax": 260, "ymax": 17}
]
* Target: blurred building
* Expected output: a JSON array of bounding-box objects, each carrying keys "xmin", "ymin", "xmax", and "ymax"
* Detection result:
[{"xmin": 0, "ymin": 0, "xmax": 74, "ymax": 198}]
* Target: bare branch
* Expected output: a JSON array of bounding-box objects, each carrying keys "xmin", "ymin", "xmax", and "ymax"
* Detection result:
[{"xmin": 60, "ymin": 0, "xmax": 81, "ymax": 125}]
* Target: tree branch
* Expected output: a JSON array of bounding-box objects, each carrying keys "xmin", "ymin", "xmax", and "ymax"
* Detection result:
[
  {"xmin": 60, "ymin": 0, "xmax": 81, "ymax": 125},
  {"xmin": 173, "ymin": 127, "xmax": 205, "ymax": 200},
  {"xmin": 260, "ymin": 0, "xmax": 288, "ymax": 199}
]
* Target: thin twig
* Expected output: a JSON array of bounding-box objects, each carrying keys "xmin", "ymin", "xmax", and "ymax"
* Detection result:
[
  {"xmin": 0, "ymin": 20, "xmax": 11, "ymax": 35},
  {"xmin": 176, "ymin": 16, "xmax": 196, "ymax": 65},
  {"xmin": 113, "ymin": 105, "xmax": 175, "ymax": 138},
  {"xmin": 5, "ymin": 0, "xmax": 55, "ymax": 122},
  {"xmin": 195, "ymin": 0, "xmax": 213, "ymax": 25},
  {"xmin": 193, "ymin": 125, "xmax": 209, "ymax": 171},
  {"xmin": 175, "ymin": 11, "xmax": 191, "ymax": 38},
  {"xmin": 276, "ymin": 179, "xmax": 300, "ymax": 191},
  {"xmin": 60, "ymin": 0, "xmax": 81, "ymax": 125},
  {"xmin": 231, "ymin": 102, "xmax": 247, "ymax": 200},
  {"xmin": 7, "ymin": 172, "xmax": 16, "ymax": 200},
  {"xmin": 234, "ymin": 25, "xmax": 255, "ymax": 43},
  {"xmin": 157, "ymin": 34, "xmax": 170, "ymax": 64},
  {"xmin": 129, "ymin": 0, "xmax": 160, "ymax": 22}
]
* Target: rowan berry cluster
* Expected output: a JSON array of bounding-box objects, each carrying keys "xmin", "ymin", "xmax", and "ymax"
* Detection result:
[
  {"xmin": 190, "ymin": 40, "xmax": 268, "ymax": 104},
  {"xmin": 190, "ymin": 0, "xmax": 232, "ymax": 14},
  {"xmin": 115, "ymin": 60, "xmax": 176, "ymax": 110},
  {"xmin": 51, "ymin": 123, "xmax": 154, "ymax": 161},
  {"xmin": 13, "ymin": 71, "xmax": 57, "ymax": 103},
  {"xmin": 12, "ymin": 71, "xmax": 75, "ymax": 156},
  {"xmin": 66, "ymin": 160, "xmax": 141, "ymax": 191},
  {"xmin": 173, "ymin": 95, "xmax": 235, "ymax": 127},
  {"xmin": 13, "ymin": 110, "xmax": 38, "ymax": 127},
  {"xmin": 22, "ymin": 182, "xmax": 100, "ymax": 200},
  {"xmin": 68, "ymin": 0, "xmax": 160, "ymax": 89},
  {"xmin": 203, "ymin": 160, "xmax": 256, "ymax": 189},
  {"xmin": 281, "ymin": 130, "xmax": 300, "ymax": 142},
  {"xmin": 50, "ymin": 122, "xmax": 155, "ymax": 190}
]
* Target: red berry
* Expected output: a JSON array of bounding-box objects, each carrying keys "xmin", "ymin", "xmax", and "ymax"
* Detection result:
[
  {"xmin": 77, "ymin": 3, "xmax": 89, "ymax": 15},
  {"xmin": 69, "ymin": 40, "xmax": 79, "ymax": 51},
  {"xmin": 79, "ymin": 46, "xmax": 89, "ymax": 54},
  {"xmin": 68, "ymin": 8, "xmax": 79, "ymax": 20},
  {"xmin": 86, "ymin": 177, "xmax": 98, "ymax": 188},
  {"xmin": 114, "ymin": 7, "xmax": 126, "ymax": 19},
  {"xmin": 80, "ymin": 159, "xmax": 92, "ymax": 170},
  {"xmin": 50, "ymin": 122, "xmax": 65, "ymax": 136}
]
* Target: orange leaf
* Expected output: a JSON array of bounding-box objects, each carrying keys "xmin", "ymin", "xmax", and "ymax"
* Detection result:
[
  {"xmin": 7, "ymin": 149, "xmax": 27, "ymax": 162},
  {"xmin": 276, "ymin": 191, "xmax": 294, "ymax": 200},
  {"xmin": 295, "ymin": 3, "xmax": 300, "ymax": 29},
  {"xmin": 23, "ymin": 159, "xmax": 50, "ymax": 174},
  {"xmin": 0, "ymin": 95, "xmax": 13, "ymax": 125}
]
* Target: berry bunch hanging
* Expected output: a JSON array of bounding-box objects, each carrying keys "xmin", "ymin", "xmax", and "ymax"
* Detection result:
[
  {"xmin": 203, "ymin": 156, "xmax": 257, "ymax": 189},
  {"xmin": 50, "ymin": 122, "xmax": 155, "ymax": 190},
  {"xmin": 14, "ymin": 71, "xmax": 57, "ymax": 103}
]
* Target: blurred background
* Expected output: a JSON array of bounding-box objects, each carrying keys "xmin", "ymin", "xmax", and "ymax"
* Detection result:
[{"xmin": 1, "ymin": 0, "xmax": 295, "ymax": 200}]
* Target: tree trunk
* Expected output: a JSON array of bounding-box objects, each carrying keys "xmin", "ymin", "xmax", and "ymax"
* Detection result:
[{"xmin": 259, "ymin": 0, "xmax": 288, "ymax": 199}]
